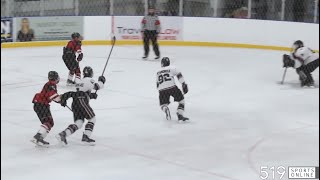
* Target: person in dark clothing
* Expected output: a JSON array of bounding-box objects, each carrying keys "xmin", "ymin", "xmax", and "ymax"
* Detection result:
[
  {"xmin": 17, "ymin": 18, "xmax": 34, "ymax": 42},
  {"xmin": 141, "ymin": 6, "xmax": 161, "ymax": 60}
]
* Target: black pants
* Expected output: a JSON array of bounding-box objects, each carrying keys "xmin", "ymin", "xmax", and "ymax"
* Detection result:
[
  {"xmin": 62, "ymin": 47, "xmax": 78, "ymax": 71},
  {"xmin": 143, "ymin": 30, "xmax": 160, "ymax": 57},
  {"xmin": 297, "ymin": 59, "xmax": 319, "ymax": 84},
  {"xmin": 33, "ymin": 103, "xmax": 54, "ymax": 130},
  {"xmin": 159, "ymin": 86, "xmax": 184, "ymax": 106},
  {"xmin": 72, "ymin": 97, "xmax": 95, "ymax": 121}
]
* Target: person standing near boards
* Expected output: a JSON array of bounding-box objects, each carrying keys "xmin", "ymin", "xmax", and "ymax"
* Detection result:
[{"xmin": 141, "ymin": 6, "xmax": 161, "ymax": 60}]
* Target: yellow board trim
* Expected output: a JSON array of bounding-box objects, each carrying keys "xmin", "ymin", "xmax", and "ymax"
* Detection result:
[{"xmin": 1, "ymin": 40, "xmax": 319, "ymax": 52}]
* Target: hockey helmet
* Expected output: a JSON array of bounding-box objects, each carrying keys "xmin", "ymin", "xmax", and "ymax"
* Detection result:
[
  {"xmin": 161, "ymin": 57, "xmax": 170, "ymax": 67},
  {"xmin": 292, "ymin": 40, "xmax": 304, "ymax": 51},
  {"xmin": 71, "ymin": 32, "xmax": 81, "ymax": 39},
  {"xmin": 48, "ymin": 71, "xmax": 60, "ymax": 83},
  {"xmin": 83, "ymin": 66, "xmax": 94, "ymax": 78}
]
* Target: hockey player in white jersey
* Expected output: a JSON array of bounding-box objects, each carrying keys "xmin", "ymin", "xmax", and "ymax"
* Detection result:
[
  {"xmin": 157, "ymin": 57, "xmax": 189, "ymax": 122},
  {"xmin": 56, "ymin": 66, "xmax": 105, "ymax": 145},
  {"xmin": 283, "ymin": 40, "xmax": 319, "ymax": 87}
]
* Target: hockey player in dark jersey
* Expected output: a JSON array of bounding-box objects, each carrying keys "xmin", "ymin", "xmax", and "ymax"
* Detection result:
[
  {"xmin": 31, "ymin": 71, "xmax": 61, "ymax": 146},
  {"xmin": 56, "ymin": 66, "xmax": 105, "ymax": 145},
  {"xmin": 62, "ymin": 32, "xmax": 83, "ymax": 85}
]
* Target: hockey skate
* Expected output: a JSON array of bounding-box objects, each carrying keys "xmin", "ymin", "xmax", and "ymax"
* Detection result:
[
  {"xmin": 55, "ymin": 132, "xmax": 68, "ymax": 145},
  {"xmin": 177, "ymin": 113, "xmax": 189, "ymax": 123},
  {"xmin": 31, "ymin": 133, "xmax": 49, "ymax": 147},
  {"xmin": 304, "ymin": 82, "xmax": 315, "ymax": 88},
  {"xmin": 66, "ymin": 79, "xmax": 75, "ymax": 86},
  {"xmin": 155, "ymin": 56, "xmax": 161, "ymax": 60},
  {"xmin": 82, "ymin": 134, "xmax": 95, "ymax": 145},
  {"xmin": 142, "ymin": 55, "xmax": 148, "ymax": 60},
  {"xmin": 163, "ymin": 106, "xmax": 171, "ymax": 120},
  {"xmin": 301, "ymin": 79, "xmax": 315, "ymax": 88}
]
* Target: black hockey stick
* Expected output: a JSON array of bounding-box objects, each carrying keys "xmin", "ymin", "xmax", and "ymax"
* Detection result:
[
  {"xmin": 102, "ymin": 36, "xmax": 116, "ymax": 76},
  {"xmin": 66, "ymin": 105, "xmax": 72, "ymax": 112},
  {"xmin": 54, "ymin": 99, "xmax": 72, "ymax": 112},
  {"xmin": 281, "ymin": 67, "xmax": 288, "ymax": 84},
  {"xmin": 95, "ymin": 36, "xmax": 116, "ymax": 93}
]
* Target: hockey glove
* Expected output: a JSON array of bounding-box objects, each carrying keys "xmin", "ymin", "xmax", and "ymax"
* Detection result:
[
  {"xmin": 60, "ymin": 98, "xmax": 67, "ymax": 107},
  {"xmin": 283, "ymin": 54, "xmax": 295, "ymax": 68},
  {"xmin": 98, "ymin": 76, "xmax": 106, "ymax": 84},
  {"xmin": 60, "ymin": 92, "xmax": 73, "ymax": 107},
  {"xmin": 182, "ymin": 83, "xmax": 188, "ymax": 94},
  {"xmin": 77, "ymin": 53, "xmax": 83, "ymax": 61},
  {"xmin": 89, "ymin": 93, "xmax": 98, "ymax": 99}
]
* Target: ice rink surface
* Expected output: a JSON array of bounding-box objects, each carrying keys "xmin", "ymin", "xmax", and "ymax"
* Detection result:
[{"xmin": 1, "ymin": 45, "xmax": 319, "ymax": 180}]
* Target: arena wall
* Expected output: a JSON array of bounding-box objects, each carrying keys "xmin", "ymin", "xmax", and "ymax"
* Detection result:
[{"xmin": 1, "ymin": 16, "xmax": 319, "ymax": 52}]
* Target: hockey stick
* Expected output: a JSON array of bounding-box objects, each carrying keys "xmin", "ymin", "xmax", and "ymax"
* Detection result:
[
  {"xmin": 66, "ymin": 105, "xmax": 72, "ymax": 112},
  {"xmin": 54, "ymin": 99, "xmax": 72, "ymax": 112},
  {"xmin": 102, "ymin": 36, "xmax": 116, "ymax": 76},
  {"xmin": 281, "ymin": 67, "xmax": 288, "ymax": 84},
  {"xmin": 95, "ymin": 36, "xmax": 116, "ymax": 93}
]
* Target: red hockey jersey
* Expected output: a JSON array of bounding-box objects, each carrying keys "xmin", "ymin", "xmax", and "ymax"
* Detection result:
[
  {"xmin": 32, "ymin": 80, "xmax": 59, "ymax": 105},
  {"xmin": 66, "ymin": 39, "xmax": 82, "ymax": 53}
]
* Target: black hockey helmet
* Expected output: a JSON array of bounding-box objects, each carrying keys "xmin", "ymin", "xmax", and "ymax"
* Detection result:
[
  {"xmin": 83, "ymin": 66, "xmax": 93, "ymax": 78},
  {"xmin": 48, "ymin": 71, "xmax": 60, "ymax": 83},
  {"xmin": 71, "ymin": 32, "xmax": 81, "ymax": 39},
  {"xmin": 292, "ymin": 40, "xmax": 304, "ymax": 50},
  {"xmin": 161, "ymin": 57, "xmax": 170, "ymax": 67}
]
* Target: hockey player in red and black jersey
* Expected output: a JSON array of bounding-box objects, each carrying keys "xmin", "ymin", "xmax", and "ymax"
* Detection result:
[
  {"xmin": 62, "ymin": 32, "xmax": 83, "ymax": 85},
  {"xmin": 31, "ymin": 71, "xmax": 61, "ymax": 146}
]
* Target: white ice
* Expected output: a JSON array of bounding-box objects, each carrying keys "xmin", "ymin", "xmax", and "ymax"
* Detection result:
[{"xmin": 1, "ymin": 45, "xmax": 319, "ymax": 180}]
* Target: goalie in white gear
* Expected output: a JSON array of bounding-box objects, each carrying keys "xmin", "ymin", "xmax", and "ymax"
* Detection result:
[
  {"xmin": 56, "ymin": 66, "xmax": 105, "ymax": 145},
  {"xmin": 283, "ymin": 40, "xmax": 319, "ymax": 87},
  {"xmin": 156, "ymin": 57, "xmax": 189, "ymax": 122}
]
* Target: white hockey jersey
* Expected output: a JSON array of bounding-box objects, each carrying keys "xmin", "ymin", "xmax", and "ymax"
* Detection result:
[
  {"xmin": 291, "ymin": 47, "xmax": 319, "ymax": 68},
  {"xmin": 156, "ymin": 66, "xmax": 184, "ymax": 91},
  {"xmin": 75, "ymin": 77, "xmax": 104, "ymax": 93}
]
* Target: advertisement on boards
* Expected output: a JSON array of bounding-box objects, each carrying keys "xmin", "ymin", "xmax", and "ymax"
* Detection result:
[
  {"xmin": 1, "ymin": 17, "xmax": 13, "ymax": 43},
  {"xmin": 113, "ymin": 16, "xmax": 183, "ymax": 41},
  {"xmin": 14, "ymin": 16, "xmax": 83, "ymax": 42}
]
